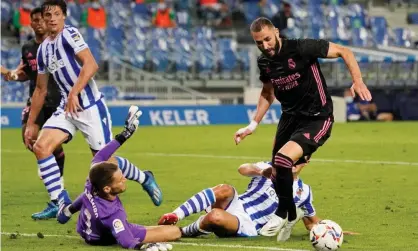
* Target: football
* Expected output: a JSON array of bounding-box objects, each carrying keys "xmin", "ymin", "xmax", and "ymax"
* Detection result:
[{"xmin": 309, "ymin": 220, "xmax": 344, "ymax": 251}]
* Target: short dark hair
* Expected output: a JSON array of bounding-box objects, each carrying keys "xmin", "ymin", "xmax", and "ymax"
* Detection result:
[
  {"xmin": 250, "ymin": 17, "xmax": 275, "ymax": 32},
  {"xmin": 41, "ymin": 0, "xmax": 67, "ymax": 16},
  {"xmin": 89, "ymin": 162, "xmax": 118, "ymax": 196},
  {"xmin": 30, "ymin": 7, "xmax": 43, "ymax": 19}
]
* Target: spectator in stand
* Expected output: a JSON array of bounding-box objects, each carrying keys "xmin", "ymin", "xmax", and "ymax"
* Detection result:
[
  {"xmin": 81, "ymin": 0, "xmax": 107, "ymax": 31},
  {"xmin": 198, "ymin": 0, "xmax": 229, "ymax": 26},
  {"xmin": 152, "ymin": 0, "xmax": 176, "ymax": 28},
  {"xmin": 344, "ymin": 88, "xmax": 378, "ymax": 121},
  {"xmin": 271, "ymin": 1, "xmax": 293, "ymax": 32},
  {"xmin": 13, "ymin": 0, "xmax": 34, "ymax": 43}
]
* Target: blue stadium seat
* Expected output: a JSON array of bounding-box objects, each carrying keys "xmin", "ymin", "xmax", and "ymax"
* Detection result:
[
  {"xmin": 407, "ymin": 12, "xmax": 418, "ymax": 24},
  {"xmin": 242, "ymin": 2, "xmax": 261, "ymax": 24},
  {"xmin": 392, "ymin": 28, "xmax": 412, "ymax": 47},
  {"xmin": 100, "ymin": 85, "xmax": 120, "ymax": 101},
  {"xmin": 107, "ymin": 27, "xmax": 125, "ymax": 57},
  {"xmin": 66, "ymin": 2, "xmax": 81, "ymax": 27},
  {"xmin": 172, "ymin": 28, "xmax": 192, "ymax": 74},
  {"xmin": 1, "ymin": 0, "xmax": 12, "ymax": 23},
  {"xmin": 7, "ymin": 48, "xmax": 21, "ymax": 69},
  {"xmin": 150, "ymin": 37, "xmax": 170, "ymax": 72},
  {"xmin": 217, "ymin": 38, "xmax": 238, "ymax": 75},
  {"xmin": 237, "ymin": 48, "xmax": 250, "ymax": 71}
]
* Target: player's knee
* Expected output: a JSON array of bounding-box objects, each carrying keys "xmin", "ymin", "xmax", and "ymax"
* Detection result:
[
  {"xmin": 33, "ymin": 140, "xmax": 52, "ymax": 158},
  {"xmin": 171, "ymin": 226, "xmax": 182, "ymax": 241},
  {"xmin": 213, "ymin": 184, "xmax": 234, "ymax": 200},
  {"xmin": 205, "ymin": 209, "xmax": 226, "ymax": 226}
]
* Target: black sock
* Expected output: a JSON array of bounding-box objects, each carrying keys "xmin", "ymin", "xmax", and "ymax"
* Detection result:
[
  {"xmin": 273, "ymin": 153, "xmax": 295, "ymax": 220},
  {"xmin": 53, "ymin": 147, "xmax": 65, "ymax": 177},
  {"xmin": 51, "ymin": 199, "xmax": 58, "ymax": 205}
]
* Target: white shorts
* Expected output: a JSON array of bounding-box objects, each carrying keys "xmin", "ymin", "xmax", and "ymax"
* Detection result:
[
  {"xmin": 43, "ymin": 98, "xmax": 113, "ymax": 151},
  {"xmin": 221, "ymin": 189, "xmax": 258, "ymax": 237}
]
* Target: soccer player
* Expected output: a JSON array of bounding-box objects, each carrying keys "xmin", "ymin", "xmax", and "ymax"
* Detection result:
[
  {"xmin": 157, "ymin": 161, "xmax": 313, "ymax": 240},
  {"xmin": 1, "ymin": 7, "xmax": 66, "ymax": 218},
  {"xmin": 233, "ymin": 17, "xmax": 372, "ymax": 237},
  {"xmin": 24, "ymin": 0, "xmax": 162, "ymax": 220},
  {"xmin": 57, "ymin": 106, "xmax": 179, "ymax": 250}
]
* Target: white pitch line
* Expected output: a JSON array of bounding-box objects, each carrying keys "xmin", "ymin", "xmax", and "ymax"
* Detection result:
[
  {"xmin": 1, "ymin": 232, "xmax": 310, "ymax": 251},
  {"xmin": 2, "ymin": 149, "xmax": 418, "ymax": 166}
]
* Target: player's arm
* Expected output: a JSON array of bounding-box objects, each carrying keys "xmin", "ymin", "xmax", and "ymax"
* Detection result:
[
  {"xmin": 105, "ymin": 213, "xmax": 143, "ymax": 249},
  {"xmin": 1, "ymin": 62, "xmax": 28, "ymax": 81},
  {"xmin": 70, "ymin": 48, "xmax": 98, "ymax": 96},
  {"xmin": 327, "ymin": 42, "xmax": 372, "ymax": 101},
  {"xmin": 253, "ymin": 82, "xmax": 275, "ymax": 123},
  {"xmin": 238, "ymin": 163, "xmax": 264, "ymax": 177},
  {"xmin": 234, "ymin": 82, "xmax": 274, "ymax": 144}
]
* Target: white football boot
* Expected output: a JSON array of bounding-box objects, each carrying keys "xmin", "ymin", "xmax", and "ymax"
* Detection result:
[
  {"xmin": 259, "ymin": 214, "xmax": 287, "ymax": 236},
  {"xmin": 277, "ymin": 207, "xmax": 304, "ymax": 242}
]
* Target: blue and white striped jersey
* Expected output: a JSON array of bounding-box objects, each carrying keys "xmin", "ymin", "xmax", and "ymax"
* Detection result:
[
  {"xmin": 37, "ymin": 25, "xmax": 101, "ymax": 109},
  {"xmin": 238, "ymin": 161, "xmax": 315, "ymax": 232}
]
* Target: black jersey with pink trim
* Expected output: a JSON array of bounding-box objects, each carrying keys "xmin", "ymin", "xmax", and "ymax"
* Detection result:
[{"xmin": 257, "ymin": 39, "xmax": 333, "ymax": 117}]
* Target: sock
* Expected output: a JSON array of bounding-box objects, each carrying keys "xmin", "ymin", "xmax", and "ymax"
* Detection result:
[
  {"xmin": 173, "ymin": 188, "xmax": 216, "ymax": 220},
  {"xmin": 115, "ymin": 156, "xmax": 147, "ymax": 184},
  {"xmin": 53, "ymin": 147, "xmax": 65, "ymax": 177},
  {"xmin": 181, "ymin": 216, "xmax": 211, "ymax": 237},
  {"xmin": 38, "ymin": 155, "xmax": 63, "ymax": 201},
  {"xmin": 273, "ymin": 152, "xmax": 295, "ymax": 220}
]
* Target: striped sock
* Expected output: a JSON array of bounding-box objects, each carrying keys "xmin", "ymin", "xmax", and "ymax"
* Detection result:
[
  {"xmin": 173, "ymin": 188, "xmax": 216, "ymax": 220},
  {"xmin": 115, "ymin": 156, "xmax": 147, "ymax": 184},
  {"xmin": 38, "ymin": 155, "xmax": 63, "ymax": 201},
  {"xmin": 181, "ymin": 216, "xmax": 211, "ymax": 237}
]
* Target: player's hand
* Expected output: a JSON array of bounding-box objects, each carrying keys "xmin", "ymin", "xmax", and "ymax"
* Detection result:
[
  {"xmin": 57, "ymin": 204, "xmax": 72, "ymax": 224},
  {"xmin": 234, "ymin": 120, "xmax": 258, "ymax": 145},
  {"xmin": 140, "ymin": 243, "xmax": 173, "ymax": 251},
  {"xmin": 234, "ymin": 127, "xmax": 253, "ymax": 145},
  {"xmin": 124, "ymin": 105, "xmax": 143, "ymax": 134},
  {"xmin": 65, "ymin": 93, "xmax": 83, "ymax": 118},
  {"xmin": 350, "ymin": 79, "xmax": 372, "ymax": 101},
  {"xmin": 24, "ymin": 123, "xmax": 37, "ymax": 150}
]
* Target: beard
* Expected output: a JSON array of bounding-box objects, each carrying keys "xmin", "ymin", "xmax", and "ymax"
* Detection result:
[{"xmin": 260, "ymin": 36, "xmax": 281, "ymax": 58}]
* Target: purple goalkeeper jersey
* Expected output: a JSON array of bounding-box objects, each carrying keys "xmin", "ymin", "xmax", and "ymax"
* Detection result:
[
  {"xmin": 72, "ymin": 140, "xmax": 147, "ymax": 249},
  {"xmin": 73, "ymin": 181, "xmax": 146, "ymax": 248}
]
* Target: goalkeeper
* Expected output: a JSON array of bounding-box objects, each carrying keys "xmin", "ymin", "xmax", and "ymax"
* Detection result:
[{"xmin": 56, "ymin": 106, "xmax": 180, "ymax": 250}]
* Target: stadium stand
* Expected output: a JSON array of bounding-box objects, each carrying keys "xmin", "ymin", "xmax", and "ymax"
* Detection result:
[{"xmin": 1, "ymin": 0, "xmax": 417, "ymax": 119}]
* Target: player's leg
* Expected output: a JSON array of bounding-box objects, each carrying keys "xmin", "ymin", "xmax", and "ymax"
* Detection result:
[
  {"xmin": 31, "ymin": 111, "xmax": 76, "ymax": 220},
  {"xmin": 75, "ymin": 102, "xmax": 163, "ymax": 206},
  {"xmin": 141, "ymin": 225, "xmax": 182, "ymax": 242},
  {"xmin": 260, "ymin": 114, "xmax": 297, "ymax": 236},
  {"xmin": 275, "ymin": 116, "xmax": 333, "ymax": 239},
  {"xmin": 158, "ymin": 184, "xmax": 234, "ymax": 225},
  {"xmin": 42, "ymin": 107, "xmax": 66, "ymax": 180},
  {"xmin": 112, "ymin": 156, "xmax": 162, "ymax": 206}
]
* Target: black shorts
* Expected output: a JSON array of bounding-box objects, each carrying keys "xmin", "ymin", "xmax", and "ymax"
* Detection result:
[
  {"xmin": 21, "ymin": 105, "xmax": 57, "ymax": 128},
  {"xmin": 272, "ymin": 113, "xmax": 334, "ymax": 161}
]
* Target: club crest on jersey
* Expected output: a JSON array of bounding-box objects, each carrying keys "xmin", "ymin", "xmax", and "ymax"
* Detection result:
[{"xmin": 288, "ymin": 58, "xmax": 296, "ymax": 69}]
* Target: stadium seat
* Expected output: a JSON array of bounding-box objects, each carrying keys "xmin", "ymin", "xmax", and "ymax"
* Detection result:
[
  {"xmin": 7, "ymin": 48, "xmax": 21, "ymax": 69},
  {"xmin": 217, "ymin": 38, "xmax": 238, "ymax": 74},
  {"xmin": 66, "ymin": 1, "xmax": 81, "ymax": 27},
  {"xmin": 1, "ymin": 0, "xmax": 12, "ymax": 23},
  {"xmin": 100, "ymin": 85, "xmax": 120, "ymax": 101},
  {"xmin": 407, "ymin": 12, "xmax": 418, "ymax": 24},
  {"xmin": 392, "ymin": 28, "xmax": 413, "ymax": 47}
]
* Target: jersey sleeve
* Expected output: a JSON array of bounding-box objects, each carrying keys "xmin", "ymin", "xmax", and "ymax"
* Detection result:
[
  {"xmin": 257, "ymin": 56, "xmax": 270, "ymax": 83},
  {"xmin": 299, "ymin": 185, "xmax": 316, "ymax": 217},
  {"xmin": 37, "ymin": 44, "xmax": 46, "ymax": 74},
  {"xmin": 102, "ymin": 211, "xmax": 141, "ymax": 249},
  {"xmin": 297, "ymin": 39, "xmax": 330, "ymax": 59},
  {"xmin": 62, "ymin": 27, "xmax": 89, "ymax": 55}
]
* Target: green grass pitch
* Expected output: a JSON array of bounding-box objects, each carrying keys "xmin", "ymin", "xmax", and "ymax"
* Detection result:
[{"xmin": 2, "ymin": 123, "xmax": 418, "ymax": 251}]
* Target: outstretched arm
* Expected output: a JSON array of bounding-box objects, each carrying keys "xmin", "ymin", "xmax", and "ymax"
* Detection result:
[{"xmin": 326, "ymin": 43, "xmax": 372, "ymax": 101}]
